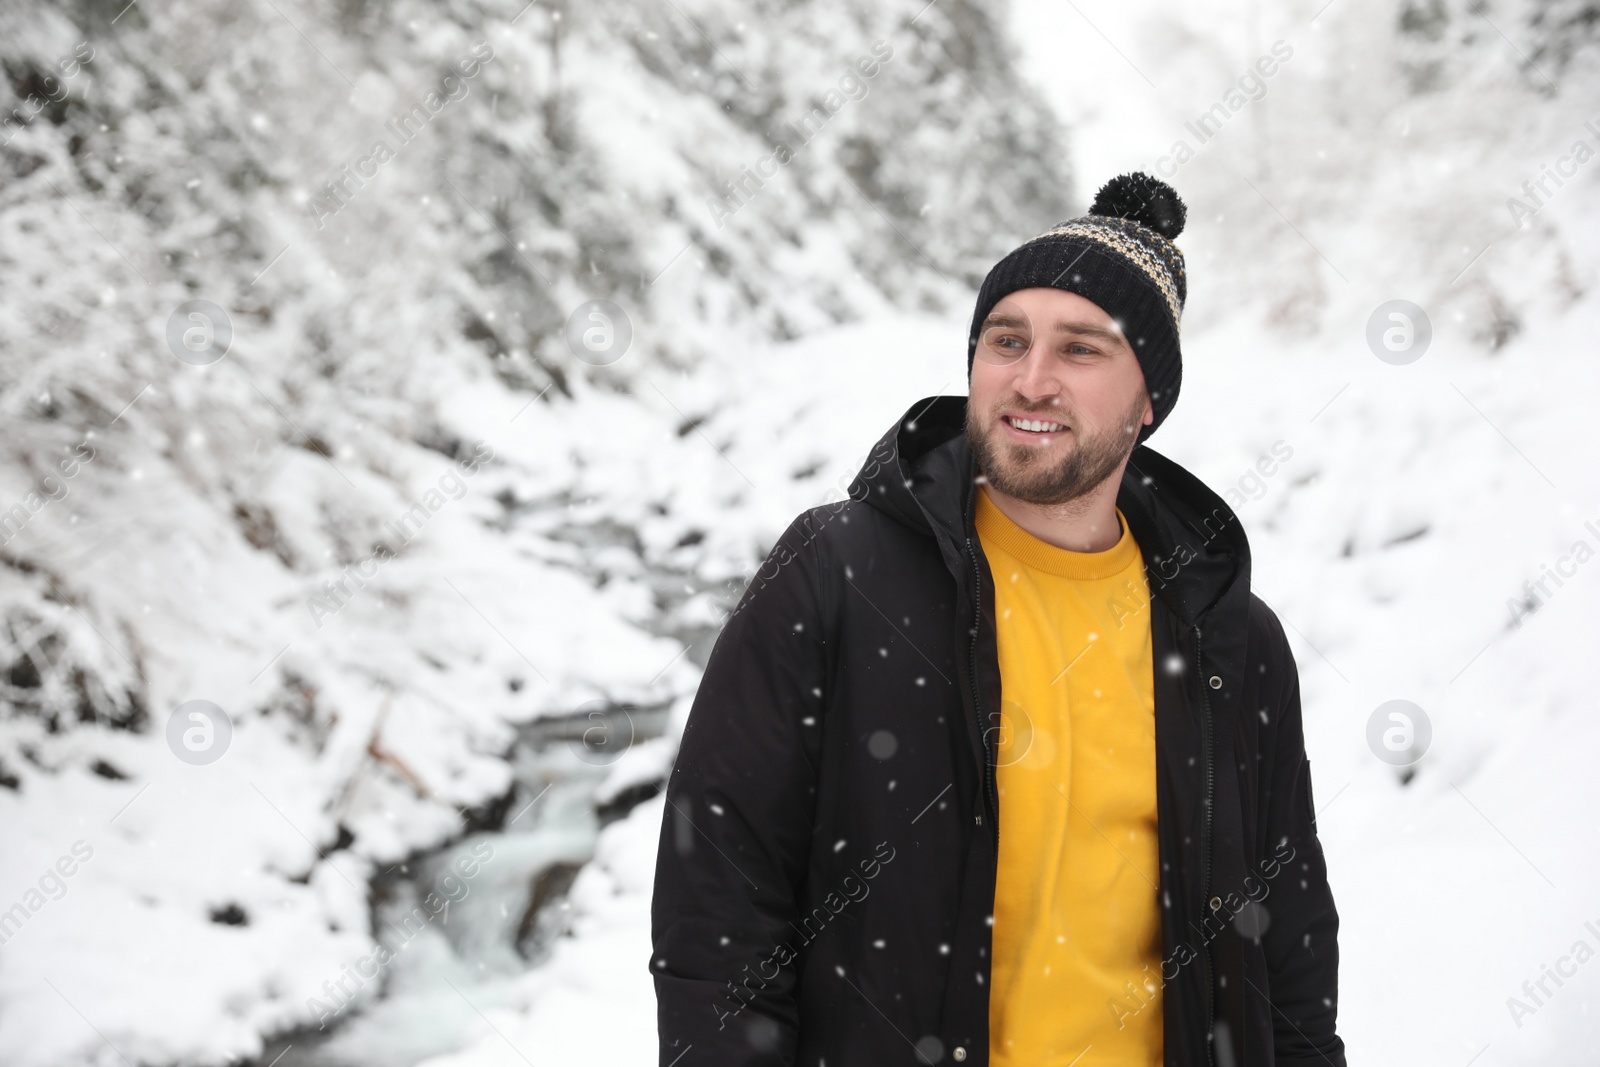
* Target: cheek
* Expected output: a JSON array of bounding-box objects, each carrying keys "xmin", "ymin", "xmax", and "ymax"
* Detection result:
[
  {"xmin": 1063, "ymin": 369, "xmax": 1136, "ymax": 426},
  {"xmin": 1095, "ymin": 363, "xmax": 1147, "ymax": 410}
]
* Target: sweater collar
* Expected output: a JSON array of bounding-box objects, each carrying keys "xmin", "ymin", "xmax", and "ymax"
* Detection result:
[{"xmin": 974, "ymin": 489, "xmax": 1140, "ymax": 581}]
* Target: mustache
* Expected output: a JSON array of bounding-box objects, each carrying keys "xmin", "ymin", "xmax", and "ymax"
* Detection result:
[{"xmin": 993, "ymin": 399, "xmax": 1069, "ymax": 416}]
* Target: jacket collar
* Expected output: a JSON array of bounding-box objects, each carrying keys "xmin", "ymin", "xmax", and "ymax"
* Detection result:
[{"xmin": 846, "ymin": 395, "xmax": 1248, "ymax": 626}]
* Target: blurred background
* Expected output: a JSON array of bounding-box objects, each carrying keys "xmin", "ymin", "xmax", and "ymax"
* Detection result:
[{"xmin": 1, "ymin": 0, "xmax": 1597, "ymax": 1063}]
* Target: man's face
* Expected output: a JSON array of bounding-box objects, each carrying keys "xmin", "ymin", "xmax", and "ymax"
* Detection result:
[{"xmin": 965, "ymin": 287, "xmax": 1154, "ymax": 507}]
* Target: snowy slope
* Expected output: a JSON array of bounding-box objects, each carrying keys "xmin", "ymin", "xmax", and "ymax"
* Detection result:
[
  {"xmin": 2, "ymin": 0, "xmax": 1598, "ymax": 1064},
  {"xmin": 0, "ymin": 0, "xmax": 1070, "ymax": 1064}
]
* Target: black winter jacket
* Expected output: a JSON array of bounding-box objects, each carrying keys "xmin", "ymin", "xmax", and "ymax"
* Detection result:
[{"xmin": 651, "ymin": 395, "xmax": 1346, "ymax": 1066}]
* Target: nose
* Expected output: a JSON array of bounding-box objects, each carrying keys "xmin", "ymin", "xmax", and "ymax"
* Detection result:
[{"xmin": 1011, "ymin": 340, "xmax": 1061, "ymax": 406}]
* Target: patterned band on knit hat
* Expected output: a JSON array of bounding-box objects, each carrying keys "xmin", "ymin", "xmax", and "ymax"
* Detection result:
[{"xmin": 967, "ymin": 172, "xmax": 1189, "ymax": 446}]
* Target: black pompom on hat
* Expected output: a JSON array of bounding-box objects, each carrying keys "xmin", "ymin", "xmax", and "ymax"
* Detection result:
[
  {"xmin": 967, "ymin": 172, "xmax": 1189, "ymax": 446},
  {"xmin": 1089, "ymin": 171, "xmax": 1187, "ymax": 238}
]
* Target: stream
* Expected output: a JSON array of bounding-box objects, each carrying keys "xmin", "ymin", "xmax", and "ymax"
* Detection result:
[
  {"xmin": 248, "ymin": 702, "xmax": 664, "ymax": 1067},
  {"xmin": 247, "ymin": 518, "xmax": 749, "ymax": 1067}
]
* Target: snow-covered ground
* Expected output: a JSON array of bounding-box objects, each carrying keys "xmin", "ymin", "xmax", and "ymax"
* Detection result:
[{"xmin": 1, "ymin": 0, "xmax": 1597, "ymax": 1064}]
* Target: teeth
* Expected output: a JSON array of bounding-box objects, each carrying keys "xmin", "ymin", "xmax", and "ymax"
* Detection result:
[{"xmin": 1008, "ymin": 416, "xmax": 1064, "ymax": 433}]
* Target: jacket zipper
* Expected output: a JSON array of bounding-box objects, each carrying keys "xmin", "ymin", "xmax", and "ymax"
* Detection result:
[
  {"xmin": 1193, "ymin": 622, "xmax": 1216, "ymax": 1067},
  {"xmin": 965, "ymin": 536, "xmax": 999, "ymax": 851}
]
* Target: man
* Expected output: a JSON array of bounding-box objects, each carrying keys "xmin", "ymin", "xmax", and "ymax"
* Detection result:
[{"xmin": 651, "ymin": 172, "xmax": 1345, "ymax": 1066}]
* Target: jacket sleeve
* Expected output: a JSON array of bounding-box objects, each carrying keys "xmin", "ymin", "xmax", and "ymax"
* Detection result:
[
  {"xmin": 1255, "ymin": 601, "xmax": 1348, "ymax": 1065},
  {"xmin": 650, "ymin": 510, "xmax": 833, "ymax": 1067}
]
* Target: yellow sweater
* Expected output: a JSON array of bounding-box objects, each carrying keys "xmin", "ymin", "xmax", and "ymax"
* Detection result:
[{"xmin": 975, "ymin": 488, "xmax": 1163, "ymax": 1066}]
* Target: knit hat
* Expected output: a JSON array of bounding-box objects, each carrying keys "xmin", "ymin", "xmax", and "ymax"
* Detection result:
[{"xmin": 966, "ymin": 172, "xmax": 1188, "ymax": 446}]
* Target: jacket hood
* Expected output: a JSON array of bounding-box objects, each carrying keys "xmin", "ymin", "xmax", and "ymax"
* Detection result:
[{"xmin": 845, "ymin": 395, "xmax": 1248, "ymax": 626}]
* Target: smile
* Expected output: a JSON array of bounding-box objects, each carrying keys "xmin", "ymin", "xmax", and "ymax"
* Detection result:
[{"xmin": 1001, "ymin": 414, "xmax": 1068, "ymax": 435}]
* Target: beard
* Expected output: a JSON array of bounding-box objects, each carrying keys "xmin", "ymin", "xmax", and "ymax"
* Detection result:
[{"xmin": 965, "ymin": 389, "xmax": 1147, "ymax": 507}]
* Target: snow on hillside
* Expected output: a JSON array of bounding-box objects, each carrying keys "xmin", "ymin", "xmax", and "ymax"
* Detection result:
[
  {"xmin": 1, "ymin": 0, "xmax": 1597, "ymax": 1064},
  {"xmin": 0, "ymin": 0, "xmax": 1070, "ymax": 1064}
]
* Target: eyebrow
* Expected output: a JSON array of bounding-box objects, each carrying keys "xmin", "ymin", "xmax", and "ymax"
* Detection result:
[{"xmin": 981, "ymin": 312, "xmax": 1127, "ymax": 346}]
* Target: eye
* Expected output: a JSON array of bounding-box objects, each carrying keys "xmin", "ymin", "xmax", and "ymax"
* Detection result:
[{"xmin": 986, "ymin": 331, "xmax": 1027, "ymax": 349}]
